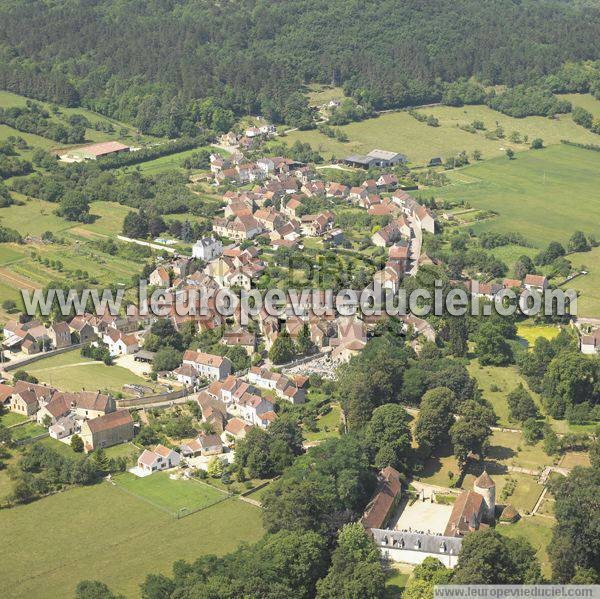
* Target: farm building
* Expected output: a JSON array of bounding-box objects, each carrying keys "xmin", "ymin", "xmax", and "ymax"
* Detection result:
[
  {"xmin": 343, "ymin": 149, "xmax": 407, "ymax": 169},
  {"xmin": 60, "ymin": 141, "xmax": 131, "ymax": 162}
]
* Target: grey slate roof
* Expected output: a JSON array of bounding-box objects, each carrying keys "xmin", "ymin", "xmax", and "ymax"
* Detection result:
[{"xmin": 371, "ymin": 528, "xmax": 463, "ymax": 556}]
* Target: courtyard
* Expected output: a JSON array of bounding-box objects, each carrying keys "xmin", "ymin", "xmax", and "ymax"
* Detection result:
[{"xmin": 391, "ymin": 494, "xmax": 454, "ymax": 535}]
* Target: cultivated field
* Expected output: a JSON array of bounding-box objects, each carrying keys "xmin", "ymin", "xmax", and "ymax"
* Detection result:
[
  {"xmin": 431, "ymin": 144, "xmax": 600, "ymax": 248},
  {"xmin": 286, "ymin": 96, "xmax": 600, "ymax": 164},
  {"xmin": 0, "ymin": 482, "xmax": 264, "ymax": 598}
]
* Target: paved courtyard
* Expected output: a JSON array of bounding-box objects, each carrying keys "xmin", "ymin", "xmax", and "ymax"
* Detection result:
[{"xmin": 392, "ymin": 496, "xmax": 454, "ymax": 535}]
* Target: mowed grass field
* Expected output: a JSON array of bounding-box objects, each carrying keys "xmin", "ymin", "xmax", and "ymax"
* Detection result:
[
  {"xmin": 112, "ymin": 471, "xmax": 227, "ymax": 513},
  {"xmin": 286, "ymin": 96, "xmax": 600, "ymax": 164},
  {"xmin": 23, "ymin": 350, "xmax": 157, "ymax": 396},
  {"xmin": 0, "ymin": 482, "xmax": 264, "ymax": 598},
  {"xmin": 561, "ymin": 247, "xmax": 600, "ymax": 317},
  {"xmin": 432, "ymin": 144, "xmax": 600, "ymax": 248}
]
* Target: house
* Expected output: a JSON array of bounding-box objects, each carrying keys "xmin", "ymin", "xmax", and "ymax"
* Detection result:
[
  {"xmin": 581, "ymin": 329, "xmax": 600, "ymax": 355},
  {"xmin": 371, "ymin": 218, "xmax": 411, "ymax": 247},
  {"xmin": 173, "ymin": 363, "xmax": 198, "ymax": 386},
  {"xmin": 79, "ymin": 410, "xmax": 134, "ymax": 452},
  {"xmin": 221, "ymin": 329, "xmax": 256, "ymax": 355},
  {"xmin": 413, "ymin": 205, "xmax": 436, "ymax": 234},
  {"xmin": 49, "ymin": 321, "xmax": 72, "ymax": 349},
  {"xmin": 445, "ymin": 472, "xmax": 495, "ymax": 536},
  {"xmin": 103, "ymin": 330, "xmax": 139, "ymax": 356},
  {"xmin": 212, "ymin": 215, "xmax": 262, "ymax": 241},
  {"xmin": 376, "ymin": 174, "xmax": 398, "ymax": 191},
  {"xmin": 300, "ymin": 211, "xmax": 334, "ymax": 237},
  {"xmin": 237, "ymin": 392, "xmax": 275, "ymax": 427},
  {"xmin": 69, "ymin": 316, "xmax": 96, "ymax": 344},
  {"xmin": 192, "ymin": 236, "xmax": 223, "ymax": 261},
  {"xmin": 198, "ymin": 433, "xmax": 223, "ymax": 456},
  {"xmin": 137, "ymin": 444, "xmax": 181, "ymax": 474},
  {"xmin": 179, "ymin": 438, "xmax": 203, "ymax": 457},
  {"xmin": 49, "ymin": 416, "xmax": 77, "ymax": 440},
  {"xmin": 301, "ymin": 180, "xmax": 325, "ymax": 197},
  {"xmin": 149, "ymin": 266, "xmax": 170, "ymax": 288},
  {"xmin": 221, "ymin": 417, "xmax": 252, "ymax": 443},
  {"xmin": 9, "ymin": 381, "xmax": 55, "ymax": 416},
  {"xmin": 524, "ymin": 274, "xmax": 548, "ymax": 293},
  {"xmin": 182, "ymin": 350, "xmax": 232, "ymax": 380},
  {"xmin": 326, "ymin": 182, "xmax": 349, "ymax": 199},
  {"xmin": 253, "ymin": 208, "xmax": 284, "ymax": 232},
  {"xmin": 361, "ymin": 466, "xmax": 402, "ymax": 530},
  {"xmin": 37, "ymin": 390, "xmax": 114, "ymax": 425}
]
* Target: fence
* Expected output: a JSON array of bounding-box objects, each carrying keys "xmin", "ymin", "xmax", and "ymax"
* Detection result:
[
  {"xmin": 2, "ymin": 344, "xmax": 82, "ymax": 372},
  {"xmin": 13, "ymin": 432, "xmax": 49, "ymax": 446},
  {"xmin": 116, "ymin": 386, "xmax": 192, "ymax": 408}
]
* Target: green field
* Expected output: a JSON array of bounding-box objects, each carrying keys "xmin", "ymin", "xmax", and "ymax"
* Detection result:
[
  {"xmin": 9, "ymin": 422, "xmax": 46, "ymax": 441},
  {"xmin": 498, "ymin": 516, "xmax": 554, "ymax": 577},
  {"xmin": 0, "ymin": 482, "xmax": 264, "ymax": 598},
  {"xmin": 286, "ymin": 97, "xmax": 600, "ymax": 164},
  {"xmin": 303, "ymin": 402, "xmax": 342, "ymax": 442},
  {"xmin": 433, "ymin": 144, "xmax": 600, "ymax": 248},
  {"xmin": 23, "ymin": 350, "xmax": 157, "ymax": 396},
  {"xmin": 112, "ymin": 471, "xmax": 227, "ymax": 514},
  {"xmin": 0, "ymin": 412, "xmax": 27, "ymax": 426},
  {"xmin": 516, "ymin": 322, "xmax": 561, "ymax": 348},
  {"xmin": 0, "ymin": 197, "xmax": 72, "ymax": 237},
  {"xmin": 558, "ymin": 93, "xmax": 600, "ymax": 117},
  {"xmin": 561, "ymin": 247, "xmax": 600, "ymax": 317}
]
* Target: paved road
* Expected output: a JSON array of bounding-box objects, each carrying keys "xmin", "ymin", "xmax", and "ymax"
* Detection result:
[{"xmin": 117, "ymin": 235, "xmax": 190, "ymax": 257}]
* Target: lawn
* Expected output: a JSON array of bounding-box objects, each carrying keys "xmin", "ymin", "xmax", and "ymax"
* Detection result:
[
  {"xmin": 112, "ymin": 471, "xmax": 227, "ymax": 514},
  {"xmin": 0, "ymin": 482, "xmax": 264, "ymax": 598},
  {"xmin": 431, "ymin": 144, "xmax": 600, "ymax": 248},
  {"xmin": 303, "ymin": 402, "xmax": 342, "ymax": 442},
  {"xmin": 0, "ymin": 411, "xmax": 27, "ymax": 426},
  {"xmin": 516, "ymin": 322, "xmax": 560, "ymax": 348},
  {"xmin": 467, "ymin": 361, "xmax": 543, "ymax": 427},
  {"xmin": 74, "ymin": 201, "xmax": 133, "ymax": 237},
  {"xmin": 305, "ymin": 84, "xmax": 345, "ymax": 107},
  {"xmin": 285, "ymin": 99, "xmax": 600, "ymax": 165},
  {"xmin": 131, "ymin": 147, "xmax": 209, "ymax": 175},
  {"xmin": 498, "ymin": 515, "xmax": 554, "ymax": 577},
  {"xmin": 486, "ymin": 430, "xmax": 550, "ymax": 472},
  {"xmin": 23, "ymin": 350, "xmax": 157, "ymax": 397},
  {"xmin": 561, "ymin": 246, "xmax": 600, "ymax": 317},
  {"xmin": 385, "ymin": 567, "xmax": 411, "ymax": 599},
  {"xmin": 9, "ymin": 421, "xmax": 46, "ymax": 441}
]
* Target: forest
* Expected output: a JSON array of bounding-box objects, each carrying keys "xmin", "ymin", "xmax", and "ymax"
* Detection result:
[{"xmin": 2, "ymin": 0, "xmax": 600, "ymax": 133}]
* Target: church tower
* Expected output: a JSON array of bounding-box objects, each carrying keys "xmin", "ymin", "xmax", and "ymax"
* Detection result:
[{"xmin": 474, "ymin": 471, "xmax": 496, "ymax": 522}]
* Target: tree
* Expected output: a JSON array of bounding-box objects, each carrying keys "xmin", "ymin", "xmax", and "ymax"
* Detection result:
[
  {"xmin": 56, "ymin": 191, "xmax": 90, "ymax": 222},
  {"xmin": 549, "ymin": 467, "xmax": 600, "ymax": 581},
  {"xmin": 522, "ymin": 418, "xmax": 544, "ymax": 444},
  {"xmin": 568, "ymin": 230, "xmax": 590, "ymax": 253},
  {"xmin": 152, "ymin": 347, "xmax": 183, "ymax": 373},
  {"xmin": 530, "ymin": 138, "xmax": 544, "ymax": 149},
  {"xmin": 144, "ymin": 318, "xmax": 183, "ymax": 351},
  {"xmin": 316, "ymin": 523, "xmax": 385, "ymax": 599},
  {"xmin": 296, "ymin": 322, "xmax": 316, "ymax": 355},
  {"xmin": 269, "ymin": 330, "xmax": 297, "ymax": 365},
  {"xmin": 446, "ymin": 315, "xmax": 469, "ymax": 357},
  {"xmin": 514, "ymin": 255, "xmax": 535, "ymax": 280},
  {"xmin": 140, "ymin": 574, "xmax": 175, "ymax": 599},
  {"xmin": 122, "ymin": 210, "xmax": 149, "ymax": 239},
  {"xmin": 475, "ymin": 323, "xmax": 513, "ymax": 366},
  {"xmin": 75, "ymin": 580, "xmax": 123, "ymax": 599},
  {"xmin": 450, "ymin": 401, "xmax": 494, "ymax": 467},
  {"xmin": 90, "ymin": 448, "xmax": 110, "ymax": 474},
  {"xmin": 506, "ymin": 148, "xmax": 515, "ymax": 159},
  {"xmin": 207, "ymin": 456, "xmax": 223, "ymax": 478},
  {"xmin": 71, "ymin": 434, "xmax": 84, "ymax": 452},
  {"xmin": 403, "ymin": 558, "xmax": 452, "ymax": 599},
  {"xmin": 415, "ymin": 387, "xmax": 456, "ymax": 454},
  {"xmin": 506, "ymin": 384, "xmax": 539, "ymax": 422},
  {"xmin": 1, "ymin": 299, "xmax": 17, "ymax": 313},
  {"xmin": 13, "ymin": 370, "xmax": 38, "ymax": 384},
  {"xmin": 366, "ymin": 403, "xmax": 412, "ymax": 471},
  {"xmin": 454, "ymin": 529, "xmax": 541, "ymax": 584}
]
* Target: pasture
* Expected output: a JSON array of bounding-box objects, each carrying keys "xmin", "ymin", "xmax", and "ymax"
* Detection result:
[
  {"xmin": 285, "ymin": 96, "xmax": 600, "ymax": 164},
  {"xmin": 561, "ymin": 247, "xmax": 600, "ymax": 317},
  {"xmin": 0, "ymin": 482, "xmax": 263, "ymax": 598},
  {"xmin": 112, "ymin": 471, "xmax": 227, "ymax": 514},
  {"xmin": 23, "ymin": 350, "xmax": 157, "ymax": 396},
  {"xmin": 431, "ymin": 144, "xmax": 600, "ymax": 248}
]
